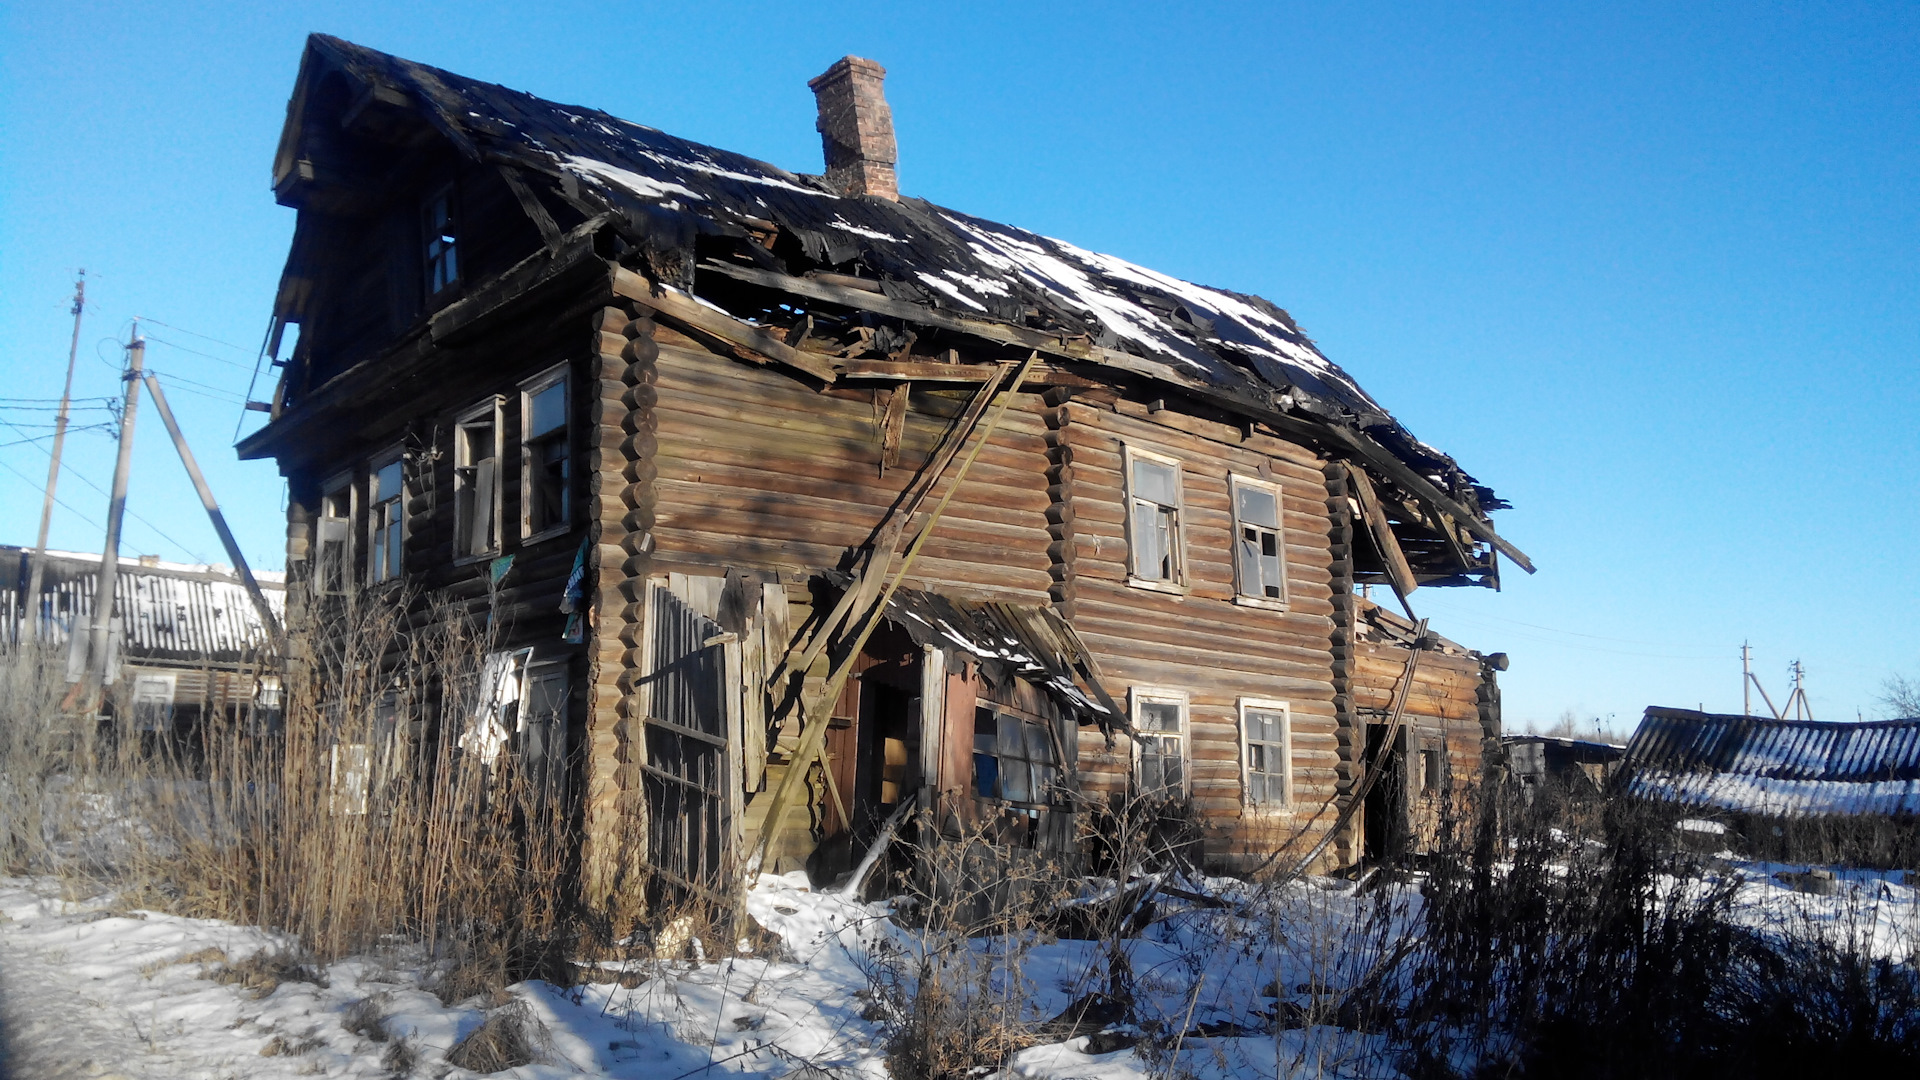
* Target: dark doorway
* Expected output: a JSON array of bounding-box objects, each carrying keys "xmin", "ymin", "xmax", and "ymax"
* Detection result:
[
  {"xmin": 810, "ymin": 621, "xmax": 921, "ymax": 886},
  {"xmin": 1363, "ymin": 723, "xmax": 1410, "ymax": 863}
]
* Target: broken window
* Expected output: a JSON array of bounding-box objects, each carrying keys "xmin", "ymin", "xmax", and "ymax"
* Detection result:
[
  {"xmin": 317, "ymin": 472, "xmax": 352, "ymax": 594},
  {"xmin": 972, "ymin": 706, "xmax": 1061, "ymax": 806},
  {"xmin": 521, "ymin": 365, "xmax": 570, "ymax": 539},
  {"xmin": 367, "ymin": 453, "xmax": 405, "ymax": 585},
  {"xmin": 520, "ymin": 660, "xmax": 569, "ymax": 803},
  {"xmin": 454, "ymin": 399, "xmax": 501, "ymax": 559},
  {"xmin": 129, "ymin": 673, "xmax": 177, "ymax": 732},
  {"xmin": 423, "ymin": 185, "xmax": 459, "ymax": 298},
  {"xmin": 1132, "ymin": 689, "xmax": 1188, "ymax": 798},
  {"xmin": 1231, "ymin": 475, "xmax": 1287, "ymax": 605},
  {"xmin": 1125, "ymin": 447, "xmax": 1183, "ymax": 586},
  {"xmin": 1240, "ymin": 699, "xmax": 1291, "ymax": 808}
]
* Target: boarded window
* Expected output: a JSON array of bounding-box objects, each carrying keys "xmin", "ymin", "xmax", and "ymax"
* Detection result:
[
  {"xmin": 1241, "ymin": 701, "xmax": 1291, "ymax": 808},
  {"xmin": 972, "ymin": 707, "xmax": 1061, "ymax": 806},
  {"xmin": 1133, "ymin": 692, "xmax": 1187, "ymax": 798},
  {"xmin": 1232, "ymin": 477, "xmax": 1286, "ymax": 603},
  {"xmin": 1127, "ymin": 450, "xmax": 1182, "ymax": 584},
  {"xmin": 642, "ymin": 586, "xmax": 731, "ymax": 893},
  {"xmin": 454, "ymin": 402, "xmax": 500, "ymax": 558},
  {"xmin": 424, "ymin": 185, "xmax": 459, "ymax": 297},
  {"xmin": 367, "ymin": 456, "xmax": 404, "ymax": 584},
  {"xmin": 317, "ymin": 478, "xmax": 351, "ymax": 594},
  {"xmin": 522, "ymin": 368, "xmax": 570, "ymax": 538}
]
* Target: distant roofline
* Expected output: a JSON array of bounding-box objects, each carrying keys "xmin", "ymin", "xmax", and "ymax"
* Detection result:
[
  {"xmin": 1642, "ymin": 705, "xmax": 1920, "ymax": 731},
  {"xmin": 0, "ymin": 545, "xmax": 286, "ymax": 587}
]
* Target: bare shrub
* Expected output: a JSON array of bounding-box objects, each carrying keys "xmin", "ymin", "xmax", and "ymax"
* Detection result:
[
  {"xmin": 445, "ymin": 997, "xmax": 549, "ymax": 1072},
  {"xmin": 212, "ymin": 950, "xmax": 331, "ymax": 999},
  {"xmin": 341, "ymin": 991, "xmax": 393, "ymax": 1042}
]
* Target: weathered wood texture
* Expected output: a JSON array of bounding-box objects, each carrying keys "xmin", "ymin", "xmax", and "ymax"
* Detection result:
[
  {"xmin": 1351, "ymin": 641, "xmax": 1487, "ymax": 852},
  {"xmin": 1057, "ymin": 393, "xmax": 1345, "ymax": 870}
]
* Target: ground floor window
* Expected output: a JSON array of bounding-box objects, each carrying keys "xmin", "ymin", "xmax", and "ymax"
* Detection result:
[{"xmin": 1131, "ymin": 688, "xmax": 1188, "ymax": 798}]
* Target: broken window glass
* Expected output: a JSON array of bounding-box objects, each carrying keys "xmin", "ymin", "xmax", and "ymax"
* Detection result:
[
  {"xmin": 972, "ymin": 707, "xmax": 1061, "ymax": 805},
  {"xmin": 454, "ymin": 405, "xmax": 499, "ymax": 558},
  {"xmin": 317, "ymin": 478, "xmax": 351, "ymax": 594},
  {"xmin": 523, "ymin": 373, "xmax": 569, "ymax": 537},
  {"xmin": 424, "ymin": 186, "xmax": 459, "ymax": 297},
  {"xmin": 1233, "ymin": 481, "xmax": 1285, "ymax": 602},
  {"xmin": 1129, "ymin": 455, "xmax": 1180, "ymax": 582}
]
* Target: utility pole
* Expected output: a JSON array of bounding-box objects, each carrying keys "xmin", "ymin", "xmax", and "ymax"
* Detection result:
[
  {"xmin": 1742, "ymin": 642, "xmax": 1752, "ymax": 717},
  {"xmin": 79, "ymin": 324, "xmax": 144, "ymax": 697},
  {"xmin": 141, "ymin": 373, "xmax": 285, "ymax": 653},
  {"xmin": 24, "ymin": 272, "xmax": 85, "ymax": 644}
]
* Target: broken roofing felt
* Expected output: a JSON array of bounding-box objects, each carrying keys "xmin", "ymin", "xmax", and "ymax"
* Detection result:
[
  {"xmin": 1621, "ymin": 709, "xmax": 1920, "ymax": 819},
  {"xmin": 295, "ymin": 35, "xmax": 1502, "ymax": 511}
]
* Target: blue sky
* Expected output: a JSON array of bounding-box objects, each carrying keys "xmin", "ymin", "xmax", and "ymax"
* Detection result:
[{"xmin": 2, "ymin": 2, "xmax": 1915, "ymax": 731}]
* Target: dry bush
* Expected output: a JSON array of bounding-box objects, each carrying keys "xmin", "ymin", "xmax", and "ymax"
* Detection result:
[
  {"xmin": 445, "ymin": 997, "xmax": 549, "ymax": 1072},
  {"xmin": 211, "ymin": 950, "xmax": 331, "ymax": 999}
]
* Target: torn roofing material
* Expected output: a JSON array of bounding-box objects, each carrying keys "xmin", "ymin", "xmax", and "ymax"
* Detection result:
[
  {"xmin": 286, "ymin": 34, "xmax": 1506, "ymax": 517},
  {"xmin": 1621, "ymin": 708, "xmax": 1920, "ymax": 819}
]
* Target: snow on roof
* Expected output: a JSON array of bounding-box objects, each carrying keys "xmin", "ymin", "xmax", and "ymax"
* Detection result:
[
  {"xmin": 1, "ymin": 546, "xmax": 283, "ymax": 662},
  {"xmin": 297, "ymin": 35, "xmax": 1498, "ymax": 510},
  {"xmin": 1621, "ymin": 708, "xmax": 1920, "ymax": 819}
]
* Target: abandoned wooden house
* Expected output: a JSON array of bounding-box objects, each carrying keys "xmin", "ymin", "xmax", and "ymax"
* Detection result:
[
  {"xmin": 1618, "ymin": 707, "xmax": 1920, "ymax": 866},
  {"xmin": 238, "ymin": 35, "xmax": 1530, "ymax": 901},
  {"xmin": 2, "ymin": 545, "xmax": 285, "ymax": 731}
]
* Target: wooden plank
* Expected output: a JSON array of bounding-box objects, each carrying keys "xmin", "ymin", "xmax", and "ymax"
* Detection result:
[
  {"xmin": 612, "ymin": 265, "xmax": 838, "ymax": 383},
  {"xmin": 1347, "ymin": 467, "xmax": 1419, "ymax": 600}
]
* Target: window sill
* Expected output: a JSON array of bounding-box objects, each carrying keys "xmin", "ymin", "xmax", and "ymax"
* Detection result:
[
  {"xmin": 452, "ymin": 551, "xmax": 500, "ymax": 568},
  {"xmin": 521, "ymin": 525, "xmax": 571, "ymax": 547},
  {"xmin": 1126, "ymin": 577, "xmax": 1187, "ymax": 597},
  {"xmin": 1242, "ymin": 803, "xmax": 1295, "ymax": 817},
  {"xmin": 1232, "ymin": 595, "xmax": 1290, "ymax": 613}
]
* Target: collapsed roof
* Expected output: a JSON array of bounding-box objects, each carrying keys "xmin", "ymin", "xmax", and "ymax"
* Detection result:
[{"xmin": 267, "ymin": 35, "xmax": 1527, "ymax": 581}]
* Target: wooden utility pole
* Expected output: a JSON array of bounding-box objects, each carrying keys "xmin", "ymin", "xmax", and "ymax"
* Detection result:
[
  {"xmin": 23, "ymin": 272, "xmax": 85, "ymax": 643},
  {"xmin": 80, "ymin": 324, "xmax": 144, "ymax": 693},
  {"xmin": 141, "ymin": 373, "xmax": 285, "ymax": 652}
]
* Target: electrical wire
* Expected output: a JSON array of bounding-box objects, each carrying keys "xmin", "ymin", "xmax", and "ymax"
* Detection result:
[
  {"xmin": 146, "ymin": 335, "xmax": 256, "ymax": 372},
  {"xmin": 0, "ymin": 457, "xmax": 104, "ymax": 532},
  {"xmin": 132, "ymin": 317, "xmax": 251, "ymax": 355},
  {"xmin": 0, "ymin": 417, "xmax": 209, "ymax": 561}
]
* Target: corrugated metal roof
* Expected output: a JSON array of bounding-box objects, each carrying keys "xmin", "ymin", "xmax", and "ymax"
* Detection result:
[
  {"xmin": 1620, "ymin": 707, "xmax": 1920, "ymax": 818},
  {"xmin": 3, "ymin": 547, "xmax": 284, "ymax": 664}
]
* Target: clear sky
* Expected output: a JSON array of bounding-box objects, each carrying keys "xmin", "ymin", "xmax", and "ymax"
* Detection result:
[{"xmin": 3, "ymin": 2, "xmax": 1915, "ymax": 733}]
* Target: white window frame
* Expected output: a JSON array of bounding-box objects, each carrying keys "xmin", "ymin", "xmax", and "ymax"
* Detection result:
[
  {"xmin": 366, "ymin": 446, "xmax": 406, "ymax": 586},
  {"xmin": 1129, "ymin": 686, "xmax": 1190, "ymax": 798},
  {"xmin": 316, "ymin": 469, "xmax": 354, "ymax": 595},
  {"xmin": 1122, "ymin": 444, "xmax": 1186, "ymax": 594},
  {"xmin": 130, "ymin": 672, "xmax": 178, "ymax": 732},
  {"xmin": 519, "ymin": 363, "xmax": 572, "ymax": 543},
  {"xmin": 1237, "ymin": 697, "xmax": 1293, "ymax": 813},
  {"xmin": 1229, "ymin": 473, "xmax": 1289, "ymax": 610},
  {"xmin": 453, "ymin": 396, "xmax": 504, "ymax": 562}
]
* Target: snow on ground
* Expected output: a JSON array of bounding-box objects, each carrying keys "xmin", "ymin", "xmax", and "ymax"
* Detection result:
[{"xmin": 0, "ymin": 862, "xmax": 1912, "ymax": 1079}]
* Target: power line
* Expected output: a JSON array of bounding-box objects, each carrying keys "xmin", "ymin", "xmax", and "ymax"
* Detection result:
[
  {"xmin": 0, "ymin": 456, "xmax": 103, "ymax": 532},
  {"xmin": 0, "ymin": 416, "xmax": 209, "ymax": 561},
  {"xmin": 146, "ymin": 335, "xmax": 256, "ymax": 372},
  {"xmin": 133, "ymin": 317, "xmax": 251, "ymax": 355}
]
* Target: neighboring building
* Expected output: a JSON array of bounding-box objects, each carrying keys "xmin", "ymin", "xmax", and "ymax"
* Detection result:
[
  {"xmin": 1618, "ymin": 707, "xmax": 1920, "ymax": 865},
  {"xmin": 2, "ymin": 546, "xmax": 285, "ymax": 729},
  {"xmin": 1504, "ymin": 734, "xmax": 1626, "ymax": 796},
  {"xmin": 239, "ymin": 36, "xmax": 1528, "ymax": 900}
]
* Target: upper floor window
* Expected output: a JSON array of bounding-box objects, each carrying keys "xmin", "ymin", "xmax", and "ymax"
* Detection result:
[
  {"xmin": 316, "ymin": 473, "xmax": 352, "ymax": 595},
  {"xmin": 1125, "ymin": 446, "xmax": 1184, "ymax": 590},
  {"xmin": 1239, "ymin": 698, "xmax": 1292, "ymax": 810},
  {"xmin": 1131, "ymin": 687, "xmax": 1189, "ymax": 799},
  {"xmin": 1231, "ymin": 474, "xmax": 1288, "ymax": 607},
  {"xmin": 424, "ymin": 186, "xmax": 459, "ymax": 298},
  {"xmin": 368, "ymin": 452, "xmax": 405, "ymax": 584},
  {"xmin": 454, "ymin": 398, "xmax": 502, "ymax": 559},
  {"xmin": 521, "ymin": 365, "xmax": 571, "ymax": 540}
]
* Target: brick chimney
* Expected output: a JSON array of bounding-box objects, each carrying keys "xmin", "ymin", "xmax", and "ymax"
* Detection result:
[{"xmin": 809, "ymin": 56, "xmax": 897, "ymax": 200}]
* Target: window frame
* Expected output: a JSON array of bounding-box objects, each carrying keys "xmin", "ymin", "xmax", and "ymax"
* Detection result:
[
  {"xmin": 316, "ymin": 469, "xmax": 354, "ymax": 595},
  {"xmin": 971, "ymin": 703, "xmax": 1066, "ymax": 810},
  {"xmin": 365, "ymin": 446, "xmax": 407, "ymax": 587},
  {"xmin": 422, "ymin": 182, "xmax": 460, "ymax": 302},
  {"xmin": 453, "ymin": 396, "xmax": 504, "ymax": 563},
  {"xmin": 1228, "ymin": 473, "xmax": 1290, "ymax": 610},
  {"xmin": 1237, "ymin": 697, "xmax": 1294, "ymax": 813},
  {"xmin": 1122, "ymin": 444, "xmax": 1187, "ymax": 594},
  {"xmin": 519, "ymin": 363, "xmax": 573, "ymax": 544},
  {"xmin": 1129, "ymin": 686, "xmax": 1190, "ymax": 799}
]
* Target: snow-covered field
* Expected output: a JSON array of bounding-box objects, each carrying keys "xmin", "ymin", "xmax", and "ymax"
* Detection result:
[{"xmin": 0, "ymin": 862, "xmax": 1912, "ymax": 1079}]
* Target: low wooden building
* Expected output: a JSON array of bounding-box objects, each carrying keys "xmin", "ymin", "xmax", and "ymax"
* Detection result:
[
  {"xmin": 1618, "ymin": 707, "xmax": 1920, "ymax": 866},
  {"xmin": 2, "ymin": 545, "xmax": 284, "ymax": 729},
  {"xmin": 239, "ymin": 36, "xmax": 1529, "ymax": 900}
]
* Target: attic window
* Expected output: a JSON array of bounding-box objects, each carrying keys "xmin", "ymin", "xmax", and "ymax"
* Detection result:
[{"xmin": 424, "ymin": 186, "xmax": 459, "ymax": 297}]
